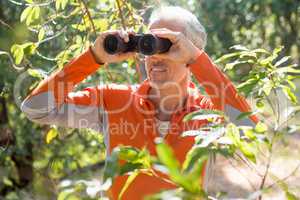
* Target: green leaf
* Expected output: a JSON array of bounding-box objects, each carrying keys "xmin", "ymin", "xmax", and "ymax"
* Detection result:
[
  {"xmin": 20, "ymin": 6, "xmax": 32, "ymax": 23},
  {"xmin": 38, "ymin": 27, "xmax": 45, "ymax": 41},
  {"xmin": 118, "ymin": 171, "xmax": 139, "ymax": 200},
  {"xmin": 251, "ymin": 48, "xmax": 270, "ymax": 55},
  {"xmin": 240, "ymin": 51, "xmax": 257, "ymax": 60},
  {"xmin": 230, "ymin": 45, "xmax": 249, "ymax": 51},
  {"xmin": 94, "ymin": 19, "xmax": 108, "ymax": 31},
  {"xmin": 237, "ymin": 78, "xmax": 259, "ymax": 97},
  {"xmin": 224, "ymin": 61, "xmax": 250, "ymax": 71},
  {"xmin": 183, "ymin": 109, "xmax": 224, "ymax": 122},
  {"xmin": 104, "ymin": 150, "xmax": 119, "ymax": 180},
  {"xmin": 273, "ymin": 46, "xmax": 284, "ymax": 56},
  {"xmin": 239, "ymin": 141, "xmax": 256, "ymax": 163},
  {"xmin": 274, "ymin": 56, "xmax": 290, "ymax": 67},
  {"xmin": 56, "ymin": 0, "xmax": 69, "ymax": 11},
  {"xmin": 282, "ymin": 86, "xmax": 298, "ymax": 104},
  {"xmin": 182, "ymin": 147, "xmax": 208, "ymax": 172},
  {"xmin": 20, "ymin": 6, "xmax": 40, "ymax": 25},
  {"xmin": 226, "ymin": 123, "xmax": 240, "ymax": 146},
  {"xmin": 120, "ymin": 163, "xmax": 143, "ymax": 175},
  {"xmin": 236, "ymin": 111, "xmax": 254, "ymax": 121},
  {"xmin": 155, "ymin": 139, "xmax": 180, "ymax": 173},
  {"xmin": 285, "ymin": 191, "xmax": 298, "ymax": 200},
  {"xmin": 27, "ymin": 69, "xmax": 46, "ymax": 79},
  {"xmin": 56, "ymin": 49, "xmax": 72, "ymax": 68},
  {"xmin": 261, "ymin": 79, "xmax": 273, "ymax": 96},
  {"xmin": 255, "ymin": 122, "xmax": 268, "ymax": 133},
  {"xmin": 46, "ymin": 128, "xmax": 58, "ymax": 144},
  {"xmin": 32, "ymin": 6, "xmax": 40, "ymax": 21},
  {"xmin": 11, "ymin": 44, "xmax": 24, "ymax": 64},
  {"xmin": 241, "ymin": 127, "xmax": 256, "ymax": 140},
  {"xmin": 215, "ymin": 52, "xmax": 241, "ymax": 63},
  {"xmin": 274, "ymin": 64, "xmax": 300, "ymax": 74},
  {"xmin": 118, "ymin": 146, "xmax": 140, "ymax": 162},
  {"xmin": 194, "ymin": 128, "xmax": 225, "ymax": 147},
  {"xmin": 22, "ymin": 42, "xmax": 37, "ymax": 55}
]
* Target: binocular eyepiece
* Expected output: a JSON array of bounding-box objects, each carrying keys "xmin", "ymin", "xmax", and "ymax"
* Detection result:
[{"xmin": 103, "ymin": 34, "xmax": 172, "ymax": 55}]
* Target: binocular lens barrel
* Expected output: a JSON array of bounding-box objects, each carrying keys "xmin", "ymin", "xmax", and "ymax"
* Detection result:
[{"xmin": 103, "ymin": 34, "xmax": 172, "ymax": 55}]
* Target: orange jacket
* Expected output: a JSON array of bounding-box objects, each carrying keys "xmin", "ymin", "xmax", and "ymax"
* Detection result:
[{"xmin": 21, "ymin": 47, "xmax": 258, "ymax": 199}]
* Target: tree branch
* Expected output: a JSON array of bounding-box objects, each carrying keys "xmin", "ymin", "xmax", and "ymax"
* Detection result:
[
  {"xmin": 266, "ymin": 163, "xmax": 300, "ymax": 190},
  {"xmin": 116, "ymin": 0, "xmax": 126, "ymax": 29},
  {"xmin": 78, "ymin": 0, "xmax": 96, "ymax": 36}
]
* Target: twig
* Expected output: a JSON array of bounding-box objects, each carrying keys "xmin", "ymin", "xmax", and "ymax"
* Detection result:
[
  {"xmin": 78, "ymin": 0, "xmax": 96, "ymax": 36},
  {"xmin": 266, "ymin": 96, "xmax": 276, "ymax": 123},
  {"xmin": 0, "ymin": 19, "xmax": 13, "ymax": 30},
  {"xmin": 8, "ymin": 0, "xmax": 54, "ymax": 7},
  {"xmin": 274, "ymin": 89, "xmax": 280, "ymax": 130},
  {"xmin": 116, "ymin": 0, "xmax": 126, "ymax": 29},
  {"xmin": 258, "ymin": 134, "xmax": 276, "ymax": 200},
  {"xmin": 265, "ymin": 163, "xmax": 300, "ymax": 190},
  {"xmin": 37, "ymin": 26, "xmax": 67, "ymax": 46},
  {"xmin": 228, "ymin": 158, "xmax": 257, "ymax": 190},
  {"xmin": 234, "ymin": 153, "xmax": 263, "ymax": 177},
  {"xmin": 36, "ymin": 50, "xmax": 57, "ymax": 61},
  {"xmin": 0, "ymin": 51, "xmax": 24, "ymax": 71}
]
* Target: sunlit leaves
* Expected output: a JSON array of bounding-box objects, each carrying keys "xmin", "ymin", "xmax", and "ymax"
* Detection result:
[
  {"xmin": 103, "ymin": 146, "xmax": 151, "ymax": 181},
  {"xmin": 11, "ymin": 42, "xmax": 37, "ymax": 64},
  {"xmin": 27, "ymin": 68, "xmax": 46, "ymax": 79},
  {"xmin": 10, "ymin": 45, "xmax": 24, "ymax": 65},
  {"xmin": 56, "ymin": 0, "xmax": 69, "ymax": 11},
  {"xmin": 218, "ymin": 45, "xmax": 299, "ymax": 108},
  {"xmin": 46, "ymin": 127, "xmax": 58, "ymax": 144},
  {"xmin": 118, "ymin": 171, "xmax": 139, "ymax": 200},
  {"xmin": 183, "ymin": 109, "xmax": 224, "ymax": 122},
  {"xmin": 20, "ymin": 6, "xmax": 40, "ymax": 25},
  {"xmin": 281, "ymin": 85, "xmax": 298, "ymax": 104},
  {"xmin": 94, "ymin": 19, "xmax": 108, "ymax": 31},
  {"xmin": 255, "ymin": 122, "xmax": 268, "ymax": 133},
  {"xmin": 155, "ymin": 139, "xmax": 206, "ymax": 195},
  {"xmin": 38, "ymin": 27, "xmax": 45, "ymax": 41},
  {"xmin": 155, "ymin": 138, "xmax": 180, "ymax": 173}
]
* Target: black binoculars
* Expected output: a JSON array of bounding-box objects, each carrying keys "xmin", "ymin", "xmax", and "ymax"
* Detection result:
[{"xmin": 103, "ymin": 34, "xmax": 172, "ymax": 55}]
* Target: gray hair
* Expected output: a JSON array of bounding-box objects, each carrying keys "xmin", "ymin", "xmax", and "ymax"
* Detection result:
[{"xmin": 149, "ymin": 6, "xmax": 207, "ymax": 50}]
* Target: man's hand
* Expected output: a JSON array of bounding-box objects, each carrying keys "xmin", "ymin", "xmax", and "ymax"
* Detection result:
[
  {"xmin": 91, "ymin": 30, "xmax": 136, "ymax": 64},
  {"xmin": 150, "ymin": 28, "xmax": 202, "ymax": 65}
]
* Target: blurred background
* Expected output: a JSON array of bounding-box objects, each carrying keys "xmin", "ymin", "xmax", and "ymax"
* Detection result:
[{"xmin": 0, "ymin": 0, "xmax": 299, "ymax": 199}]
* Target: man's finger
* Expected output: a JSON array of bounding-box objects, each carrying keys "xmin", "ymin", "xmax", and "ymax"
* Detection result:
[
  {"xmin": 150, "ymin": 30, "xmax": 180, "ymax": 43},
  {"xmin": 118, "ymin": 52, "xmax": 136, "ymax": 60},
  {"xmin": 118, "ymin": 30, "xmax": 129, "ymax": 43}
]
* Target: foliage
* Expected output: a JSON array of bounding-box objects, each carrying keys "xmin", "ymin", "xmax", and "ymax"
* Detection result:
[{"xmin": 0, "ymin": 0, "xmax": 299, "ymax": 199}]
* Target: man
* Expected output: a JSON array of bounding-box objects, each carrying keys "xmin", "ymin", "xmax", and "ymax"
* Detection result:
[{"xmin": 21, "ymin": 6, "xmax": 257, "ymax": 199}]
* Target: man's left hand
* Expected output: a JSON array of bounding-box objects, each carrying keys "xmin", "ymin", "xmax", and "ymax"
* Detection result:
[{"xmin": 150, "ymin": 28, "xmax": 202, "ymax": 65}]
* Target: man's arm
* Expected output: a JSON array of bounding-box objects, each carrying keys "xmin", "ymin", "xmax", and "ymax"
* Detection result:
[
  {"xmin": 189, "ymin": 50, "xmax": 258, "ymax": 125},
  {"xmin": 149, "ymin": 28, "xmax": 258, "ymax": 125},
  {"xmin": 21, "ymin": 47, "xmax": 103, "ymax": 131},
  {"xmin": 21, "ymin": 30, "xmax": 135, "ymax": 130}
]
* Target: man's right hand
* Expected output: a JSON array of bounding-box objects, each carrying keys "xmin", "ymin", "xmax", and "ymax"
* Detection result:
[{"xmin": 91, "ymin": 30, "xmax": 136, "ymax": 64}]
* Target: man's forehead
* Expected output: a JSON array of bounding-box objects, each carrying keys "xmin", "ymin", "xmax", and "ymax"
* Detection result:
[{"xmin": 149, "ymin": 19, "xmax": 184, "ymax": 32}]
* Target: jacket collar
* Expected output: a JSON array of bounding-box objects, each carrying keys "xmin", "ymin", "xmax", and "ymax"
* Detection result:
[{"xmin": 134, "ymin": 79, "xmax": 203, "ymax": 115}]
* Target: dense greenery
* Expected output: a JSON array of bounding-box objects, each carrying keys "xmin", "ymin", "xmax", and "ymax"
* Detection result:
[{"xmin": 0, "ymin": 0, "xmax": 299, "ymax": 199}]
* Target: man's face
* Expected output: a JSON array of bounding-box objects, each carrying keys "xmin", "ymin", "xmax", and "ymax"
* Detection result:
[{"xmin": 145, "ymin": 20, "xmax": 189, "ymax": 87}]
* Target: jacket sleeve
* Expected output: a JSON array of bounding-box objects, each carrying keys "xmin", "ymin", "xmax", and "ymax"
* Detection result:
[
  {"xmin": 189, "ymin": 50, "xmax": 259, "ymax": 126},
  {"xmin": 21, "ymin": 47, "xmax": 104, "ymax": 131}
]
